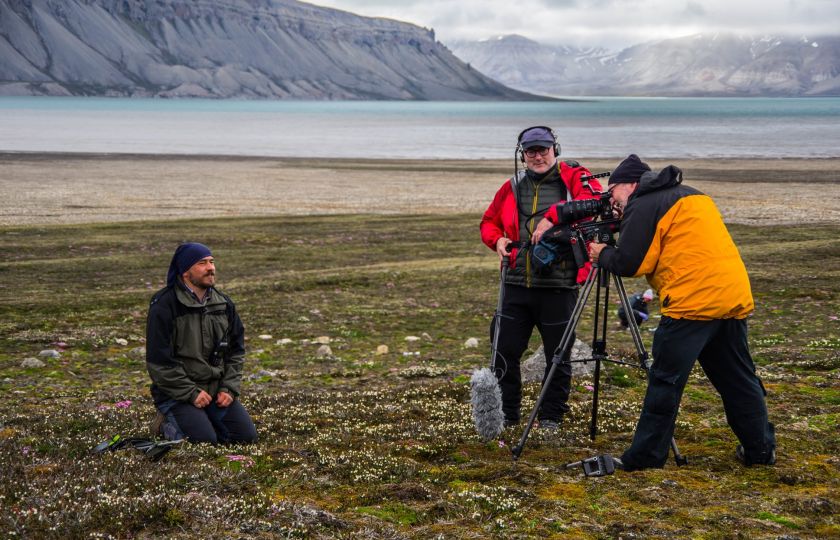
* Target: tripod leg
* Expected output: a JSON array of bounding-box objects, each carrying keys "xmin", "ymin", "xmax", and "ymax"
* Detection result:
[
  {"xmin": 670, "ymin": 438, "xmax": 688, "ymax": 466},
  {"xmin": 590, "ymin": 267, "xmax": 609, "ymax": 440},
  {"xmin": 612, "ymin": 274, "xmax": 649, "ymax": 368},
  {"xmin": 511, "ymin": 266, "xmax": 597, "ymax": 460}
]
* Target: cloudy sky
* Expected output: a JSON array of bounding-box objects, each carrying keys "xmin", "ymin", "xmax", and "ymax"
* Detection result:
[{"xmin": 309, "ymin": 0, "xmax": 840, "ymax": 49}]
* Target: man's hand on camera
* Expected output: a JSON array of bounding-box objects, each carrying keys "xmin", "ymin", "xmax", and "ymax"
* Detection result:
[
  {"xmin": 496, "ymin": 237, "xmax": 512, "ymax": 260},
  {"xmin": 531, "ymin": 219, "xmax": 554, "ymax": 244},
  {"xmin": 216, "ymin": 391, "xmax": 233, "ymax": 408},
  {"xmin": 193, "ymin": 389, "xmax": 212, "ymax": 409},
  {"xmin": 589, "ymin": 241, "xmax": 607, "ymax": 264}
]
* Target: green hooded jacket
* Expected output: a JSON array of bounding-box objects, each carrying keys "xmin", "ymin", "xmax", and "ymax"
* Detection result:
[{"xmin": 145, "ymin": 284, "xmax": 245, "ymax": 405}]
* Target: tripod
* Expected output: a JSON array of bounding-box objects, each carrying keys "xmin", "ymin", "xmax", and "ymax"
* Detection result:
[{"xmin": 511, "ymin": 263, "xmax": 688, "ymax": 466}]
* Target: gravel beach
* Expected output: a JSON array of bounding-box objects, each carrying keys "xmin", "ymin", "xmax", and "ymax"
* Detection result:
[{"xmin": 2, "ymin": 153, "xmax": 838, "ymax": 226}]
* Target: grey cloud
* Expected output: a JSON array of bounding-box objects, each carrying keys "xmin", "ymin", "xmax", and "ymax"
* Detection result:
[
  {"xmin": 310, "ymin": 0, "xmax": 840, "ymax": 49},
  {"xmin": 683, "ymin": 1, "xmax": 706, "ymax": 17}
]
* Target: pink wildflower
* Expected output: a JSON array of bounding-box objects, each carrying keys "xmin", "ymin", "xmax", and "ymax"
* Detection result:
[
  {"xmin": 114, "ymin": 400, "xmax": 132, "ymax": 409},
  {"xmin": 226, "ymin": 455, "xmax": 255, "ymax": 467}
]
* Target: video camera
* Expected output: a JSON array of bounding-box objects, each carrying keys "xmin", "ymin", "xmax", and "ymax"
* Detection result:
[
  {"xmin": 531, "ymin": 173, "xmax": 620, "ymax": 272},
  {"xmin": 554, "ymin": 190, "xmax": 614, "ymax": 224}
]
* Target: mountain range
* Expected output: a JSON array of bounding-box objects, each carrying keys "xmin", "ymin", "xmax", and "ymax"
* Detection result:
[
  {"xmin": 0, "ymin": 0, "xmax": 536, "ymax": 100},
  {"xmin": 448, "ymin": 33, "xmax": 840, "ymax": 97},
  {"xmin": 2, "ymin": 0, "xmax": 838, "ymax": 99}
]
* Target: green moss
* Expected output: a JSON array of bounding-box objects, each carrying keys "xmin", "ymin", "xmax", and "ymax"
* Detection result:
[
  {"xmin": 606, "ymin": 366, "xmax": 637, "ymax": 388},
  {"xmin": 355, "ymin": 502, "xmax": 420, "ymax": 525},
  {"xmin": 756, "ymin": 511, "xmax": 801, "ymax": 529}
]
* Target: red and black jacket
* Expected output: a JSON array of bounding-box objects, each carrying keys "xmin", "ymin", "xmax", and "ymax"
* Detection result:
[{"xmin": 480, "ymin": 160, "xmax": 602, "ymax": 285}]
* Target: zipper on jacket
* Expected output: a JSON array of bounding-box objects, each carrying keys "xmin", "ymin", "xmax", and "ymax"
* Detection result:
[{"xmin": 526, "ymin": 178, "xmax": 545, "ymax": 288}]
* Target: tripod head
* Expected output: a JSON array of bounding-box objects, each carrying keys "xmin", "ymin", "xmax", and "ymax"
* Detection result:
[{"xmin": 569, "ymin": 217, "xmax": 621, "ymax": 269}]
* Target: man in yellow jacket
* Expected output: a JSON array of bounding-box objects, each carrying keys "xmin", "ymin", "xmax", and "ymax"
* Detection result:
[{"xmin": 589, "ymin": 154, "xmax": 776, "ymax": 471}]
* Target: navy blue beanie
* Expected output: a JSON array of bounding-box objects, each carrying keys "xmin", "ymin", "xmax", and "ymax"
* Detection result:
[
  {"xmin": 609, "ymin": 154, "xmax": 651, "ymax": 185},
  {"xmin": 166, "ymin": 242, "xmax": 212, "ymax": 287}
]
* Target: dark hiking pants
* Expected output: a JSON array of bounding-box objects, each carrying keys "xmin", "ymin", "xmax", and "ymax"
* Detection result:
[
  {"xmin": 490, "ymin": 284, "xmax": 577, "ymax": 423},
  {"xmin": 621, "ymin": 317, "xmax": 776, "ymax": 470},
  {"xmin": 160, "ymin": 399, "xmax": 258, "ymax": 444}
]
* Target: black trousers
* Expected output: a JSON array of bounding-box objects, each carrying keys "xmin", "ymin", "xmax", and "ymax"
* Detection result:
[
  {"xmin": 165, "ymin": 400, "xmax": 258, "ymax": 444},
  {"xmin": 491, "ymin": 284, "xmax": 577, "ymax": 423},
  {"xmin": 621, "ymin": 317, "xmax": 776, "ymax": 470}
]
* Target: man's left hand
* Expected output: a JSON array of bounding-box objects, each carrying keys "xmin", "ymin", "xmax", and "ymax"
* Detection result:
[
  {"xmin": 589, "ymin": 241, "xmax": 607, "ymax": 264},
  {"xmin": 216, "ymin": 391, "xmax": 234, "ymax": 407}
]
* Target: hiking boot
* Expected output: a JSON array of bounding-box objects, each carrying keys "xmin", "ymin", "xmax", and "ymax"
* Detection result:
[
  {"xmin": 149, "ymin": 412, "xmax": 165, "ymax": 438},
  {"xmin": 539, "ymin": 419, "xmax": 561, "ymax": 432},
  {"xmin": 736, "ymin": 444, "xmax": 776, "ymax": 466}
]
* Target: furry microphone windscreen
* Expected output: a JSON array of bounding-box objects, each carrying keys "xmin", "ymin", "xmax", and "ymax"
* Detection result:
[{"xmin": 470, "ymin": 367, "xmax": 504, "ymax": 441}]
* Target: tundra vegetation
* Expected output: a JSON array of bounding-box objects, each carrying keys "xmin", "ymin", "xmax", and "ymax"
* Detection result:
[{"xmin": 1, "ymin": 214, "xmax": 838, "ymax": 538}]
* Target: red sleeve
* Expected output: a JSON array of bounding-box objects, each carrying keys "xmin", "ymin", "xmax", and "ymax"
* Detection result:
[
  {"xmin": 480, "ymin": 182, "xmax": 511, "ymax": 250},
  {"xmin": 545, "ymin": 163, "xmax": 604, "ymax": 223},
  {"xmin": 563, "ymin": 161, "xmax": 602, "ymax": 201},
  {"xmin": 559, "ymin": 162, "xmax": 604, "ymax": 283}
]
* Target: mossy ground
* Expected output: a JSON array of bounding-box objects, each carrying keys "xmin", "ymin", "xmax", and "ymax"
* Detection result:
[{"xmin": 1, "ymin": 214, "xmax": 838, "ymax": 539}]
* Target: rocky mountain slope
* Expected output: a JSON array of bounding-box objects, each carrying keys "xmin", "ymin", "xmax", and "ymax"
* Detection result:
[
  {"xmin": 0, "ymin": 0, "xmax": 536, "ymax": 100},
  {"xmin": 449, "ymin": 33, "xmax": 840, "ymax": 97}
]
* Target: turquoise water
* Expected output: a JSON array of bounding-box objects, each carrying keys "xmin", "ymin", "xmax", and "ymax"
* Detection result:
[{"xmin": 1, "ymin": 97, "xmax": 838, "ymax": 158}]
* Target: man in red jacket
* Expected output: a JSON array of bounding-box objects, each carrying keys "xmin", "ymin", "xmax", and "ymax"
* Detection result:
[{"xmin": 480, "ymin": 126, "xmax": 602, "ymax": 430}]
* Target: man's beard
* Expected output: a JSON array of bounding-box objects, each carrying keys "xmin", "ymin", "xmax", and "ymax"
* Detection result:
[{"xmin": 188, "ymin": 272, "xmax": 215, "ymax": 288}]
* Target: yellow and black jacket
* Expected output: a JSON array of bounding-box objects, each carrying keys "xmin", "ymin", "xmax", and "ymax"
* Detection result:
[{"xmin": 599, "ymin": 165, "xmax": 754, "ymax": 320}]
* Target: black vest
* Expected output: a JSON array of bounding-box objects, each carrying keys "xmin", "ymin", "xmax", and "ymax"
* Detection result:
[{"xmin": 507, "ymin": 164, "xmax": 578, "ymax": 288}]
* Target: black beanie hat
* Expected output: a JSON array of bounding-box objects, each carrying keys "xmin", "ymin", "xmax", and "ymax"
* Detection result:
[
  {"xmin": 609, "ymin": 154, "xmax": 651, "ymax": 186},
  {"xmin": 167, "ymin": 242, "xmax": 212, "ymax": 287}
]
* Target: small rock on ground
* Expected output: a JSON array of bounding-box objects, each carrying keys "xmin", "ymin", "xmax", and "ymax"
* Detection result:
[
  {"xmin": 21, "ymin": 357, "xmax": 46, "ymax": 368},
  {"xmin": 522, "ymin": 340, "xmax": 595, "ymax": 382}
]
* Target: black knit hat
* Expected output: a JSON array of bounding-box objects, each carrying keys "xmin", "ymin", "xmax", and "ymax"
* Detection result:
[{"xmin": 609, "ymin": 154, "xmax": 651, "ymax": 185}]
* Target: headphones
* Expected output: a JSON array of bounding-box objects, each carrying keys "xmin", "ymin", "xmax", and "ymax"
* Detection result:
[{"xmin": 516, "ymin": 125, "xmax": 560, "ymax": 162}]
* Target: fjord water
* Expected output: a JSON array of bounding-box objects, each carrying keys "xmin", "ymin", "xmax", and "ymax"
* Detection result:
[{"xmin": 1, "ymin": 97, "xmax": 838, "ymax": 159}]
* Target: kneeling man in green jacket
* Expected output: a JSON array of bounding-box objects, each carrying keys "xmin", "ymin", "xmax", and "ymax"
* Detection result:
[{"xmin": 146, "ymin": 242, "xmax": 257, "ymax": 444}]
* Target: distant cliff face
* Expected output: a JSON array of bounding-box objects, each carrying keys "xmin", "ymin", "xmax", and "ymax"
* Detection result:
[
  {"xmin": 0, "ymin": 0, "xmax": 537, "ymax": 100},
  {"xmin": 449, "ymin": 34, "xmax": 840, "ymax": 97}
]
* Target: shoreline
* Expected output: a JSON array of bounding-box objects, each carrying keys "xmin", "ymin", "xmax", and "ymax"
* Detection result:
[{"xmin": 2, "ymin": 153, "xmax": 839, "ymax": 226}]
